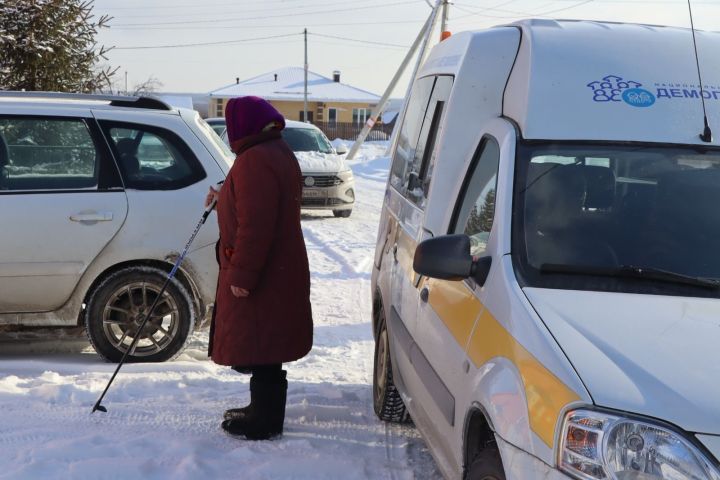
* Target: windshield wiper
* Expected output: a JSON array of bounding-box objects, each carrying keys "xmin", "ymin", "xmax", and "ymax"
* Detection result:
[{"xmin": 540, "ymin": 264, "xmax": 720, "ymax": 289}]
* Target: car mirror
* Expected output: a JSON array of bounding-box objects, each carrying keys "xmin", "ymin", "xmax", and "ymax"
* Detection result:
[
  {"xmin": 413, "ymin": 234, "xmax": 493, "ymax": 286},
  {"xmin": 472, "ymin": 255, "xmax": 492, "ymax": 287},
  {"xmin": 335, "ymin": 144, "xmax": 348, "ymax": 155},
  {"xmin": 413, "ymin": 234, "xmax": 473, "ymax": 280},
  {"xmin": 407, "ymin": 172, "xmax": 422, "ymax": 193}
]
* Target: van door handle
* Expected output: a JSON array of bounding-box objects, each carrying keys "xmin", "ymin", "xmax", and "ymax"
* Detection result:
[
  {"xmin": 420, "ymin": 287, "xmax": 429, "ymax": 303},
  {"xmin": 70, "ymin": 211, "xmax": 113, "ymax": 222}
]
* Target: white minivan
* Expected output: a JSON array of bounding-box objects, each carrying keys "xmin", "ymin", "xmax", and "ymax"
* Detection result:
[{"xmin": 371, "ymin": 20, "xmax": 720, "ymax": 480}]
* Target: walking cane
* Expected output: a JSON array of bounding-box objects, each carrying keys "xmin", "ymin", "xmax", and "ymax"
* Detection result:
[{"xmin": 92, "ymin": 199, "xmax": 217, "ymax": 413}]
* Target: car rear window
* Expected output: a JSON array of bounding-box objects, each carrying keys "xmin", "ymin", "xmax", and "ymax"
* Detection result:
[{"xmin": 0, "ymin": 117, "xmax": 99, "ymax": 191}]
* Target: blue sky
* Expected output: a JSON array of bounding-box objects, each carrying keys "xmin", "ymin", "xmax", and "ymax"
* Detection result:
[{"xmin": 93, "ymin": 0, "xmax": 720, "ymax": 96}]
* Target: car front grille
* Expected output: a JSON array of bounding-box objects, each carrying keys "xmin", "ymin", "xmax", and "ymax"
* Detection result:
[{"xmin": 302, "ymin": 175, "xmax": 342, "ymax": 188}]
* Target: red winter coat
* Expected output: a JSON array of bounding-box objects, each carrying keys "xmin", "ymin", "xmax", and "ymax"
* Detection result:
[{"xmin": 209, "ymin": 130, "xmax": 313, "ymax": 367}]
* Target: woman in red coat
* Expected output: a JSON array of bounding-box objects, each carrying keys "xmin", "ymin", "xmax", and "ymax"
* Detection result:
[{"xmin": 207, "ymin": 96, "xmax": 313, "ymax": 440}]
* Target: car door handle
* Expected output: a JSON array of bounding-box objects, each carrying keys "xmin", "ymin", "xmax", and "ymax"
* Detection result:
[
  {"xmin": 420, "ymin": 287, "xmax": 429, "ymax": 303},
  {"xmin": 70, "ymin": 212, "xmax": 113, "ymax": 222}
]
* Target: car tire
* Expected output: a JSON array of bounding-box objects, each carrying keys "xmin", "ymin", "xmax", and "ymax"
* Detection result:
[
  {"xmin": 373, "ymin": 307, "xmax": 409, "ymax": 423},
  {"xmin": 466, "ymin": 447, "xmax": 506, "ymax": 480},
  {"xmin": 85, "ymin": 266, "xmax": 195, "ymax": 363},
  {"xmin": 333, "ymin": 209, "xmax": 352, "ymax": 218}
]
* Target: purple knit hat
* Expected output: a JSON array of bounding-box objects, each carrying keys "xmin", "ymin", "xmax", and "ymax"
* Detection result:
[{"xmin": 224, "ymin": 96, "xmax": 285, "ymax": 144}]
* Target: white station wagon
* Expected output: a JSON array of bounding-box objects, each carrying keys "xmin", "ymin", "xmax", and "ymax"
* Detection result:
[{"xmin": 0, "ymin": 92, "xmax": 231, "ymax": 362}]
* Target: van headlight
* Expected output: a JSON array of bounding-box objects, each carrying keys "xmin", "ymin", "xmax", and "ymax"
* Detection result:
[{"xmin": 559, "ymin": 409, "xmax": 720, "ymax": 480}]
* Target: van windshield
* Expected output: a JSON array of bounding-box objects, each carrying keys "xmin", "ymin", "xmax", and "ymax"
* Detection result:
[{"xmin": 513, "ymin": 142, "xmax": 720, "ymax": 297}]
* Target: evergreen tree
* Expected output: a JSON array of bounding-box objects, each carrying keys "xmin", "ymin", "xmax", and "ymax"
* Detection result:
[
  {"xmin": 477, "ymin": 189, "xmax": 496, "ymax": 232},
  {"xmin": 465, "ymin": 189, "xmax": 496, "ymax": 235},
  {"xmin": 0, "ymin": 0, "xmax": 115, "ymax": 92}
]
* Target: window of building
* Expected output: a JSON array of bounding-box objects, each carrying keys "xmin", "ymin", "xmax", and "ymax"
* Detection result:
[
  {"xmin": 299, "ymin": 110, "xmax": 314, "ymax": 123},
  {"xmin": 352, "ymin": 108, "xmax": 371, "ymax": 126},
  {"xmin": 327, "ymin": 108, "xmax": 337, "ymax": 126}
]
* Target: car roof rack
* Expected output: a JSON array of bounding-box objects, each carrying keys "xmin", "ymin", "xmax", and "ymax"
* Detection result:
[{"xmin": 0, "ymin": 91, "xmax": 173, "ymax": 110}]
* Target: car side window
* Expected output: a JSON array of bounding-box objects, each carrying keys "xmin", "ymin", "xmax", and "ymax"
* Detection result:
[
  {"xmin": 101, "ymin": 122, "xmax": 206, "ymax": 190},
  {"xmin": 453, "ymin": 137, "xmax": 501, "ymax": 257},
  {"xmin": 406, "ymin": 76, "xmax": 454, "ymax": 209},
  {"xmin": 389, "ymin": 76, "xmax": 435, "ymax": 194},
  {"xmin": 0, "ymin": 117, "xmax": 99, "ymax": 191}
]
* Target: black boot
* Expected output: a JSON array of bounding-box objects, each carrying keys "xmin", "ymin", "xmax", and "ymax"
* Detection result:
[
  {"xmin": 223, "ymin": 404, "xmax": 251, "ymax": 421},
  {"xmin": 222, "ymin": 370, "xmax": 287, "ymax": 440},
  {"xmin": 223, "ymin": 366, "xmax": 254, "ymax": 421}
]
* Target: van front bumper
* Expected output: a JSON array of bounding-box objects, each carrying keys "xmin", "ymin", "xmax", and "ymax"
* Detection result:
[{"xmin": 496, "ymin": 436, "xmax": 571, "ymax": 479}]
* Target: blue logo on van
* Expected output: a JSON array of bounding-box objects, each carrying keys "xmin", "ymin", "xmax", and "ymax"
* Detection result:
[
  {"xmin": 622, "ymin": 88, "xmax": 656, "ymax": 107},
  {"xmin": 587, "ymin": 75, "xmax": 642, "ymax": 103}
]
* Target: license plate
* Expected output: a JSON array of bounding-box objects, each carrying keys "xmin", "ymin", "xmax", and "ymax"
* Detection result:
[{"xmin": 303, "ymin": 189, "xmax": 323, "ymax": 198}]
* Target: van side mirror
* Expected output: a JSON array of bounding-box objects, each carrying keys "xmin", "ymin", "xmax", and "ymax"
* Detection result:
[
  {"xmin": 407, "ymin": 171, "xmax": 422, "ymax": 193},
  {"xmin": 413, "ymin": 234, "xmax": 492, "ymax": 286}
]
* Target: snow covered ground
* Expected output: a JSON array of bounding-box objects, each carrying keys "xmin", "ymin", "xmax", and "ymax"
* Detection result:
[{"xmin": 0, "ymin": 142, "xmax": 442, "ymax": 479}]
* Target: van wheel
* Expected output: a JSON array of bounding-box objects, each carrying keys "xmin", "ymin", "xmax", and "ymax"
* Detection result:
[
  {"xmin": 466, "ymin": 447, "xmax": 506, "ymax": 480},
  {"xmin": 333, "ymin": 209, "xmax": 352, "ymax": 218},
  {"xmin": 85, "ymin": 266, "xmax": 194, "ymax": 363},
  {"xmin": 373, "ymin": 309, "xmax": 408, "ymax": 422}
]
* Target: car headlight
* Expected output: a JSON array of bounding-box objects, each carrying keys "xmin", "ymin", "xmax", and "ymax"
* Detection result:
[
  {"xmin": 337, "ymin": 169, "xmax": 353, "ymax": 182},
  {"xmin": 559, "ymin": 409, "xmax": 720, "ymax": 480}
]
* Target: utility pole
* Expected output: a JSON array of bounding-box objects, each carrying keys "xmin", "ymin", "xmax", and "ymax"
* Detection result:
[
  {"xmin": 441, "ymin": 0, "xmax": 449, "ymax": 39},
  {"xmin": 347, "ymin": 0, "xmax": 442, "ymax": 160},
  {"xmin": 304, "ymin": 28, "xmax": 308, "ymax": 123}
]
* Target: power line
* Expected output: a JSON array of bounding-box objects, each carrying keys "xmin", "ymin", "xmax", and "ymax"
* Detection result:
[
  {"xmin": 100, "ymin": 0, "xmax": 310, "ymax": 10},
  {"xmin": 309, "ymin": 39, "xmax": 409, "ymax": 51},
  {"xmin": 110, "ymin": 0, "xmax": 421, "ymax": 27},
  {"xmin": 110, "ymin": 19, "xmax": 428, "ymax": 31},
  {"xmin": 308, "ymin": 33, "xmax": 410, "ymax": 49},
  {"xmin": 453, "ymin": 0, "xmax": 596, "ymax": 19},
  {"xmin": 114, "ymin": 33, "xmax": 302, "ymax": 50},
  {"xmin": 107, "ymin": 0, "xmax": 362, "ymax": 19}
]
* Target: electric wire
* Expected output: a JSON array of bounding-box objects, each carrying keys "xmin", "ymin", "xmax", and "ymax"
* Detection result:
[
  {"xmin": 114, "ymin": 33, "xmax": 302, "ymax": 50},
  {"xmin": 309, "ymin": 33, "xmax": 410, "ymax": 49},
  {"xmin": 110, "ymin": 0, "xmax": 421, "ymax": 27}
]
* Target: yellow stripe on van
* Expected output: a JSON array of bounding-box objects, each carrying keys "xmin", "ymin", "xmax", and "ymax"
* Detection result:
[
  {"xmin": 466, "ymin": 308, "xmax": 580, "ymax": 448},
  {"xmin": 396, "ymin": 228, "xmax": 419, "ymax": 283},
  {"xmin": 425, "ymin": 278, "xmax": 482, "ymax": 347},
  {"xmin": 394, "ymin": 223, "xmax": 578, "ymax": 448}
]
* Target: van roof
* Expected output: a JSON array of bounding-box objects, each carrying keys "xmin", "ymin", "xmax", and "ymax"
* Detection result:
[{"xmin": 422, "ymin": 19, "xmax": 720, "ymax": 146}]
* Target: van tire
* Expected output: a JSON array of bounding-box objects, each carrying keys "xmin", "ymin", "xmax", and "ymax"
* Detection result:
[
  {"xmin": 373, "ymin": 310, "xmax": 409, "ymax": 423},
  {"xmin": 466, "ymin": 447, "xmax": 506, "ymax": 480},
  {"xmin": 85, "ymin": 266, "xmax": 194, "ymax": 363}
]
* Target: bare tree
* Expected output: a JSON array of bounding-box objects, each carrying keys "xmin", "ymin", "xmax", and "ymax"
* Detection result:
[{"xmin": 131, "ymin": 76, "xmax": 164, "ymax": 96}]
